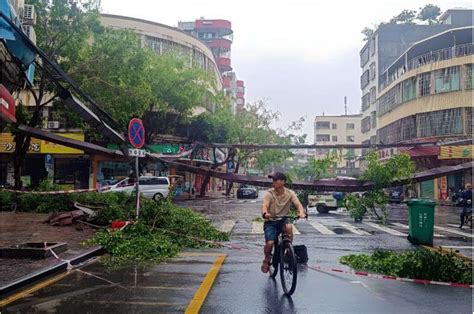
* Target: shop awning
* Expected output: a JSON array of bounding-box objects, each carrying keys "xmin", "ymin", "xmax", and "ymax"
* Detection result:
[
  {"xmin": 17, "ymin": 125, "xmax": 124, "ymax": 157},
  {"xmin": 398, "ymin": 146, "xmax": 439, "ymax": 158},
  {"xmin": 0, "ymin": 84, "xmax": 16, "ymax": 123}
]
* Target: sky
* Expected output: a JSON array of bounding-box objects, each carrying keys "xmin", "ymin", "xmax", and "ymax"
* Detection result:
[{"xmin": 101, "ymin": 0, "xmax": 471, "ymax": 142}]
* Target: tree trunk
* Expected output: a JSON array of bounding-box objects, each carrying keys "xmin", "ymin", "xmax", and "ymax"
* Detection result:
[
  {"xmin": 199, "ymin": 164, "xmax": 218, "ymax": 197},
  {"xmin": 13, "ymin": 134, "xmax": 31, "ymax": 190},
  {"xmin": 225, "ymin": 161, "xmax": 240, "ymax": 196}
]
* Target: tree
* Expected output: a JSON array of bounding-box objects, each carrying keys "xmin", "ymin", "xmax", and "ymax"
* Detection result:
[
  {"xmin": 361, "ymin": 27, "xmax": 375, "ymax": 41},
  {"xmin": 345, "ymin": 152, "xmax": 414, "ymax": 223},
  {"xmin": 417, "ymin": 4, "xmax": 441, "ymax": 25},
  {"xmin": 390, "ymin": 10, "xmax": 417, "ymax": 24},
  {"xmin": 11, "ymin": 0, "xmax": 101, "ymax": 189}
]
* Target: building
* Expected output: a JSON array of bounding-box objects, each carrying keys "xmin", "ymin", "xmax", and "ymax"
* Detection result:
[
  {"xmin": 178, "ymin": 18, "xmax": 245, "ymax": 113},
  {"xmin": 359, "ymin": 8, "xmax": 473, "ymax": 147},
  {"xmin": 101, "ymin": 14, "xmax": 223, "ymax": 114},
  {"xmin": 375, "ymin": 25, "xmax": 473, "ymax": 199},
  {"xmin": 314, "ymin": 114, "xmax": 362, "ymax": 176}
]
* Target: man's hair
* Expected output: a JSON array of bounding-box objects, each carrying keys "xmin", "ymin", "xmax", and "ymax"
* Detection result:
[{"xmin": 268, "ymin": 172, "xmax": 287, "ymax": 182}]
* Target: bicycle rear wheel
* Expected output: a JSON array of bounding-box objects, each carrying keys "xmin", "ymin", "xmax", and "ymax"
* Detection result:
[
  {"xmin": 269, "ymin": 243, "xmax": 279, "ymax": 278},
  {"xmin": 279, "ymin": 240, "xmax": 297, "ymax": 295}
]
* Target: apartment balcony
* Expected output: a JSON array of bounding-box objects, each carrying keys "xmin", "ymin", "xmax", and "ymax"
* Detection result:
[{"xmin": 217, "ymin": 57, "xmax": 232, "ymax": 72}]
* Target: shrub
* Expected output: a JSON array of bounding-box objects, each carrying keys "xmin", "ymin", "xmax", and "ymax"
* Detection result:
[{"xmin": 340, "ymin": 249, "xmax": 472, "ymax": 284}]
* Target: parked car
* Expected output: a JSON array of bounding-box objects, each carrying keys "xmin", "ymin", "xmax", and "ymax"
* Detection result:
[
  {"xmin": 237, "ymin": 185, "xmax": 259, "ymax": 199},
  {"xmin": 307, "ymin": 192, "xmax": 339, "ymax": 213},
  {"xmin": 104, "ymin": 176, "xmax": 170, "ymax": 201},
  {"xmin": 384, "ymin": 188, "xmax": 404, "ymax": 204}
]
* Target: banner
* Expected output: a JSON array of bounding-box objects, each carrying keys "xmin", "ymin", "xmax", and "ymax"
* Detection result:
[{"xmin": 439, "ymin": 145, "xmax": 472, "ymax": 159}]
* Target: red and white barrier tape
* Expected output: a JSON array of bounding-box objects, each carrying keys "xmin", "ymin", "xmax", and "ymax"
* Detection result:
[
  {"xmin": 1, "ymin": 187, "xmax": 110, "ymax": 195},
  {"xmin": 305, "ymin": 265, "xmax": 473, "ymax": 289}
]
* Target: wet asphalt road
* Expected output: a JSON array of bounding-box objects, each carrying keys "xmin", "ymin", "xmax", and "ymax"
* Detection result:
[{"xmin": 2, "ymin": 197, "xmax": 472, "ymax": 313}]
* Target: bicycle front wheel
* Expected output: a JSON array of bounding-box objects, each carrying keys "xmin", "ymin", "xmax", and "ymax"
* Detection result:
[{"xmin": 279, "ymin": 240, "xmax": 297, "ymax": 295}]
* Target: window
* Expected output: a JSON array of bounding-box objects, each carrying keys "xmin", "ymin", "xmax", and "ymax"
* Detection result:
[
  {"xmin": 346, "ymin": 136, "xmax": 355, "ymax": 142},
  {"xmin": 370, "ymin": 87, "xmax": 376, "ymax": 104},
  {"xmin": 361, "ymin": 116, "xmax": 371, "ymax": 133},
  {"xmin": 402, "ymin": 77, "xmax": 417, "ymax": 102},
  {"xmin": 360, "ymin": 45, "xmax": 369, "ymax": 67},
  {"xmin": 361, "ymin": 93, "xmax": 370, "ymax": 111},
  {"xmin": 434, "ymin": 66, "xmax": 460, "ymax": 93},
  {"xmin": 332, "ymin": 123, "xmax": 337, "ymax": 129},
  {"xmin": 378, "ymin": 83, "xmax": 402, "ymax": 116},
  {"xmin": 316, "ymin": 134, "xmax": 330, "ymax": 142},
  {"xmin": 465, "ymin": 64, "xmax": 473, "ymax": 89},
  {"xmin": 332, "ymin": 135, "xmax": 338, "ymax": 142},
  {"xmin": 360, "ymin": 70, "xmax": 370, "ymax": 89},
  {"xmin": 315, "ymin": 121, "xmax": 330, "ymax": 129},
  {"xmin": 346, "ymin": 148, "xmax": 355, "ymax": 156},
  {"xmin": 149, "ymin": 178, "xmax": 169, "ymax": 185},
  {"xmin": 346, "ymin": 123, "xmax": 355, "ymax": 130},
  {"xmin": 417, "ymin": 108, "xmax": 463, "ymax": 138},
  {"xmin": 370, "ymin": 62, "xmax": 376, "ymax": 81},
  {"xmin": 418, "ymin": 72, "xmax": 431, "ymax": 97}
]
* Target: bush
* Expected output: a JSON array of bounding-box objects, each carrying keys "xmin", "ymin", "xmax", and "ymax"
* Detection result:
[
  {"xmin": 340, "ymin": 249, "xmax": 472, "ymax": 284},
  {"xmin": 88, "ymin": 197, "xmax": 229, "ymax": 265}
]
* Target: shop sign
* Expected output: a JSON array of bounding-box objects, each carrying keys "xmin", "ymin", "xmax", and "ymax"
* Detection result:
[
  {"xmin": 40, "ymin": 133, "xmax": 85, "ymax": 154},
  {"xmin": 439, "ymin": 145, "xmax": 472, "ymax": 159},
  {"xmin": 0, "ymin": 133, "xmax": 41, "ymax": 153},
  {"xmin": 0, "ymin": 133, "xmax": 84, "ymax": 154}
]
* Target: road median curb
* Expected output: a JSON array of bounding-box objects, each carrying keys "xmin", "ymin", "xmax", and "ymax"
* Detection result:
[{"xmin": 0, "ymin": 246, "xmax": 104, "ymax": 298}]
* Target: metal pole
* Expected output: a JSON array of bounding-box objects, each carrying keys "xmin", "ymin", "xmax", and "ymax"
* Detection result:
[{"xmin": 135, "ymin": 156, "xmax": 140, "ymax": 219}]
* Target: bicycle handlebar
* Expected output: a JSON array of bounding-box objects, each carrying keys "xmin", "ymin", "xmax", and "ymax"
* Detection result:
[{"xmin": 268, "ymin": 215, "xmax": 308, "ymax": 221}]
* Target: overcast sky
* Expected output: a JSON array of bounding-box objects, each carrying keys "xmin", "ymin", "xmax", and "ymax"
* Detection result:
[{"xmin": 101, "ymin": 0, "xmax": 471, "ymax": 142}]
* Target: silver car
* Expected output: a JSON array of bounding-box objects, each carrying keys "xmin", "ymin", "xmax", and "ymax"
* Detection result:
[{"xmin": 106, "ymin": 176, "xmax": 170, "ymax": 201}]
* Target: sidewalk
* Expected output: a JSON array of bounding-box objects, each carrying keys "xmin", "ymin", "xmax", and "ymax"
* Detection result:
[{"xmin": 0, "ymin": 212, "xmax": 100, "ymax": 290}]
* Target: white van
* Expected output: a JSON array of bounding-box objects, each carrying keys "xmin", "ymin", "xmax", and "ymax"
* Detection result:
[{"xmin": 105, "ymin": 176, "xmax": 170, "ymax": 201}]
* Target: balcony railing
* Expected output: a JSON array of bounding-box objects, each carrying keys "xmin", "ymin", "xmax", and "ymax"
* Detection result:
[{"xmin": 380, "ymin": 43, "xmax": 474, "ymax": 90}]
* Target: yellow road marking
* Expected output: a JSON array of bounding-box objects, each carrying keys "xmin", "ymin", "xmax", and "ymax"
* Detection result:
[
  {"xmin": 185, "ymin": 254, "xmax": 226, "ymax": 314},
  {"xmin": 0, "ymin": 271, "xmax": 73, "ymax": 307}
]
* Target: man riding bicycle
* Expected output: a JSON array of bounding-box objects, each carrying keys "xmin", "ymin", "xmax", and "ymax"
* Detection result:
[{"xmin": 260, "ymin": 172, "xmax": 306, "ymax": 273}]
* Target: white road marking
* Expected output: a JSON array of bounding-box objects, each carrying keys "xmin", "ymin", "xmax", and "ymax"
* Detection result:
[
  {"xmin": 307, "ymin": 220, "xmax": 336, "ymax": 235},
  {"xmin": 252, "ymin": 221, "xmax": 264, "ymax": 234},
  {"xmin": 219, "ymin": 220, "xmax": 236, "ymax": 233},
  {"xmin": 340, "ymin": 223, "xmax": 371, "ymax": 235},
  {"xmin": 434, "ymin": 225, "xmax": 473, "ymax": 238},
  {"xmin": 363, "ymin": 222, "xmax": 407, "ymax": 236},
  {"xmin": 211, "ymin": 200, "xmax": 220, "ymax": 203},
  {"xmin": 391, "ymin": 222, "xmax": 445, "ymax": 238},
  {"xmin": 250, "ymin": 200, "xmax": 257, "ymax": 203}
]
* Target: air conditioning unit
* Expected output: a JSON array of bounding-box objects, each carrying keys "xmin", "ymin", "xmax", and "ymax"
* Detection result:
[
  {"xmin": 47, "ymin": 121, "xmax": 60, "ymax": 129},
  {"xmin": 22, "ymin": 4, "xmax": 36, "ymax": 25},
  {"xmin": 21, "ymin": 25, "xmax": 36, "ymax": 43}
]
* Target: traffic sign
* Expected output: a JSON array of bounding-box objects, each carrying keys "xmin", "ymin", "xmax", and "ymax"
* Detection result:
[
  {"xmin": 128, "ymin": 118, "xmax": 145, "ymax": 149},
  {"xmin": 128, "ymin": 148, "xmax": 146, "ymax": 157}
]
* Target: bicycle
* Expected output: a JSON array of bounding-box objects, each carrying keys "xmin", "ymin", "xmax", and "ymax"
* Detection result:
[{"xmin": 267, "ymin": 215, "xmax": 305, "ymax": 296}]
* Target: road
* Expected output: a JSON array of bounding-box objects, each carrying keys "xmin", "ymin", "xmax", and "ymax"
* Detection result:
[{"xmin": 2, "ymin": 196, "xmax": 472, "ymax": 313}]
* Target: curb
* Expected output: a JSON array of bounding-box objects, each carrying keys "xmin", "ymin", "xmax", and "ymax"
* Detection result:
[
  {"xmin": 422, "ymin": 245, "xmax": 472, "ymax": 263},
  {"xmin": 0, "ymin": 246, "xmax": 104, "ymax": 297}
]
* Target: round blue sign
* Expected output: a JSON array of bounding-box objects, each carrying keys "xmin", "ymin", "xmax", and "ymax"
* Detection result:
[{"xmin": 128, "ymin": 118, "xmax": 145, "ymax": 149}]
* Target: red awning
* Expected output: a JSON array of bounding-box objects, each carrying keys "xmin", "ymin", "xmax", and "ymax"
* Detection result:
[{"xmin": 399, "ymin": 146, "xmax": 439, "ymax": 157}]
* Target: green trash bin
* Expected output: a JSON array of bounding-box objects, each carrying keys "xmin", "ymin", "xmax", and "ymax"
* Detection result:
[{"xmin": 407, "ymin": 199, "xmax": 437, "ymax": 245}]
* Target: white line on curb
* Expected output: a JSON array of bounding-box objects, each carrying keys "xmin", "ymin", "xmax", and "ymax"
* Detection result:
[{"xmin": 434, "ymin": 225, "xmax": 473, "ymax": 238}]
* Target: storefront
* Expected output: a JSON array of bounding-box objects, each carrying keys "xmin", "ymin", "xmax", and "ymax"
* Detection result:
[{"xmin": 0, "ymin": 132, "xmax": 89, "ymax": 189}]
